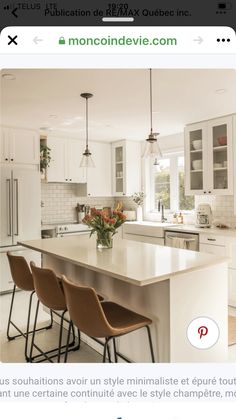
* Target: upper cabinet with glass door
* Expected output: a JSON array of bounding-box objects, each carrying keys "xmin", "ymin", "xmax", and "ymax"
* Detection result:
[
  {"xmin": 207, "ymin": 116, "xmax": 233, "ymax": 195},
  {"xmin": 112, "ymin": 140, "xmax": 141, "ymax": 196},
  {"xmin": 114, "ymin": 144, "xmax": 124, "ymax": 195},
  {"xmin": 185, "ymin": 123, "xmax": 207, "ymax": 195},
  {"xmin": 185, "ymin": 115, "xmax": 234, "ymax": 196}
]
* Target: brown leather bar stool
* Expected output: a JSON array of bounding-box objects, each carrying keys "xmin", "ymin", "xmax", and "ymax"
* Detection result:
[
  {"xmin": 6, "ymin": 252, "xmax": 53, "ymax": 362},
  {"xmin": 30, "ymin": 262, "xmax": 80, "ymax": 363},
  {"xmin": 62, "ymin": 276, "xmax": 155, "ymax": 363}
]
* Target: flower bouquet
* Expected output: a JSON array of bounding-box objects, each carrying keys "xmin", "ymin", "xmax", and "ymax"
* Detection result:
[
  {"xmin": 132, "ymin": 192, "xmax": 145, "ymax": 222},
  {"xmin": 132, "ymin": 191, "xmax": 145, "ymax": 206},
  {"xmin": 83, "ymin": 208, "xmax": 126, "ymax": 249}
]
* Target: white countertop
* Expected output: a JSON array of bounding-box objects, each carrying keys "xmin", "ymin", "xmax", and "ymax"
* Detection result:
[
  {"xmin": 163, "ymin": 224, "xmax": 236, "ymax": 237},
  {"xmin": 19, "ymin": 235, "xmax": 228, "ymax": 286},
  {"xmin": 125, "ymin": 221, "xmax": 236, "ymax": 238},
  {"xmin": 41, "ymin": 225, "xmax": 57, "ymax": 231}
]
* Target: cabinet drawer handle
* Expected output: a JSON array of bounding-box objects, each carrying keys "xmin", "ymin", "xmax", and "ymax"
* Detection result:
[
  {"xmin": 5, "ymin": 158, "xmax": 8, "ymax": 161},
  {"xmin": 10, "ymin": 159, "xmax": 14, "ymax": 161},
  {"xmin": 207, "ymin": 238, "xmax": 216, "ymax": 241}
]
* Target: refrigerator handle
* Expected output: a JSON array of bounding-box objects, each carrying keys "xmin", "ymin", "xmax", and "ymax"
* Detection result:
[
  {"xmin": 13, "ymin": 179, "xmax": 19, "ymax": 236},
  {"xmin": 6, "ymin": 179, "xmax": 12, "ymax": 236}
]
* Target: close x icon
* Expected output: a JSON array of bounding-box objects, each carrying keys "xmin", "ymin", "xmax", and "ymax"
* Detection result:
[{"xmin": 8, "ymin": 35, "xmax": 18, "ymax": 45}]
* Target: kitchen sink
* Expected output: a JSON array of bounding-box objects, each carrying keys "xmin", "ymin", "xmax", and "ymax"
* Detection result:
[{"xmin": 124, "ymin": 221, "xmax": 175, "ymax": 238}]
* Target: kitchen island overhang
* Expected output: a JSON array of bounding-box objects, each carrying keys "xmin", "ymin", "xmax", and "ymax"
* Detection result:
[{"xmin": 19, "ymin": 235, "xmax": 229, "ymax": 363}]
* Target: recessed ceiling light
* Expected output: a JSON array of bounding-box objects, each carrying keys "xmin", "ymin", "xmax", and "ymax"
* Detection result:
[
  {"xmin": 1, "ymin": 73, "xmax": 16, "ymax": 80},
  {"xmin": 39, "ymin": 126, "xmax": 52, "ymax": 131},
  {"xmin": 215, "ymin": 89, "xmax": 227, "ymax": 94},
  {"xmin": 61, "ymin": 120, "xmax": 73, "ymax": 126}
]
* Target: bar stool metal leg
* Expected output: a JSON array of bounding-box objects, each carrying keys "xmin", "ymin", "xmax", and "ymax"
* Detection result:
[
  {"xmin": 25, "ymin": 290, "xmax": 35, "ymax": 362},
  {"xmin": 57, "ymin": 309, "xmax": 67, "ymax": 363},
  {"xmin": 103, "ymin": 337, "xmax": 113, "ymax": 363},
  {"xmin": 30, "ymin": 304, "xmax": 80, "ymax": 363},
  {"xmin": 146, "ymin": 325, "xmax": 155, "ymax": 363},
  {"xmin": 7, "ymin": 285, "xmax": 17, "ymax": 340},
  {"xmin": 113, "ymin": 338, "xmax": 118, "ymax": 363},
  {"xmin": 64, "ymin": 321, "xmax": 72, "ymax": 363},
  {"xmin": 29, "ymin": 299, "xmax": 40, "ymax": 362},
  {"xmin": 7, "ymin": 286, "xmax": 53, "ymax": 340},
  {"xmin": 7, "ymin": 286, "xmax": 54, "ymax": 362}
]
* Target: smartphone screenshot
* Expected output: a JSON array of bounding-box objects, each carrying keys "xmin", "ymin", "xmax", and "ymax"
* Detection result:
[{"xmin": 0, "ymin": 1, "xmax": 236, "ymax": 418}]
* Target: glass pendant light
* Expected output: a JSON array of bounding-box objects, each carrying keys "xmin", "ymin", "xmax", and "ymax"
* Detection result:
[
  {"xmin": 143, "ymin": 69, "xmax": 162, "ymax": 160},
  {"xmin": 153, "ymin": 157, "xmax": 161, "ymax": 172},
  {"xmin": 80, "ymin": 93, "xmax": 95, "ymax": 168}
]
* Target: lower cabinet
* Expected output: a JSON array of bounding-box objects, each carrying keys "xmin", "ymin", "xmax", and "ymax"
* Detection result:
[
  {"xmin": 199, "ymin": 243, "xmax": 226, "ymax": 257},
  {"xmin": 123, "ymin": 233, "xmax": 164, "ymax": 246},
  {"xmin": 200, "ymin": 236, "xmax": 236, "ymax": 308},
  {"xmin": 229, "ymin": 269, "xmax": 236, "ymax": 308},
  {"xmin": 0, "ymin": 248, "xmax": 41, "ymax": 294}
]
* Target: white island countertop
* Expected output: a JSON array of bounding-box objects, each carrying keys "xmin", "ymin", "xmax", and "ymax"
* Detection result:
[{"xmin": 19, "ymin": 235, "xmax": 228, "ymax": 286}]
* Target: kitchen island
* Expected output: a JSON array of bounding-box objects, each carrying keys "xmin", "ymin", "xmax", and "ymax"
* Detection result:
[{"xmin": 19, "ymin": 235, "xmax": 229, "ymax": 362}]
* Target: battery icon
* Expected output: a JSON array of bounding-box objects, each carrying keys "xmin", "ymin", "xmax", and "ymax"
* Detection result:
[{"xmin": 217, "ymin": 2, "xmax": 232, "ymax": 9}]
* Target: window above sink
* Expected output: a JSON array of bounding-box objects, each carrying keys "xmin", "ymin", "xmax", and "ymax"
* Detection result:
[{"xmin": 147, "ymin": 151, "xmax": 195, "ymax": 214}]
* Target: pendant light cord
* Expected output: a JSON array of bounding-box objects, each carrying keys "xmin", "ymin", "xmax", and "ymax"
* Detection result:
[
  {"xmin": 150, "ymin": 68, "xmax": 153, "ymax": 135},
  {"xmin": 86, "ymin": 97, "xmax": 88, "ymax": 150}
]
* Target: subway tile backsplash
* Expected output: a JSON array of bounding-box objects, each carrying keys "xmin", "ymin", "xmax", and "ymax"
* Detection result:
[
  {"xmin": 41, "ymin": 183, "xmax": 115, "ymax": 224},
  {"xmin": 195, "ymin": 195, "xmax": 236, "ymax": 228},
  {"xmin": 41, "ymin": 183, "xmax": 236, "ymax": 228}
]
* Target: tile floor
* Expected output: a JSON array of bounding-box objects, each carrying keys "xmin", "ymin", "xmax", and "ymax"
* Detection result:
[
  {"xmin": 0, "ymin": 290, "xmax": 102, "ymax": 363},
  {"xmin": 1, "ymin": 291, "xmax": 236, "ymax": 363}
]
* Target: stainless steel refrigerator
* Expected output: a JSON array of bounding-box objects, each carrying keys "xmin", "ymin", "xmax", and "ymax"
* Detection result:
[{"xmin": 0, "ymin": 167, "xmax": 41, "ymax": 293}]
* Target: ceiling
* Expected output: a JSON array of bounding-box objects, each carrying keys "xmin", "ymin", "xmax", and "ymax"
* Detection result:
[{"xmin": 1, "ymin": 69, "xmax": 236, "ymax": 142}]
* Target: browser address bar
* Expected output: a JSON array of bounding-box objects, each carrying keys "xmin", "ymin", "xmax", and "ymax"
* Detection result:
[{"xmin": 0, "ymin": 26, "xmax": 235, "ymax": 54}]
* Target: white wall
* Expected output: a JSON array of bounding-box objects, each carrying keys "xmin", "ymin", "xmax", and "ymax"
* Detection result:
[{"xmin": 158, "ymin": 132, "xmax": 184, "ymax": 152}]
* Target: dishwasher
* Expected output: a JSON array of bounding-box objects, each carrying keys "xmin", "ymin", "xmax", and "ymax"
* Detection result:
[{"xmin": 165, "ymin": 230, "xmax": 199, "ymax": 251}]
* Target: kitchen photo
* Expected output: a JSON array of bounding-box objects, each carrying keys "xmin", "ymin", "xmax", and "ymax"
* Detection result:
[{"xmin": 1, "ymin": 68, "xmax": 236, "ymax": 364}]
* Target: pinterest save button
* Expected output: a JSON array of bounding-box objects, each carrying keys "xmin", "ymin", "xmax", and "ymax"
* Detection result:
[{"xmin": 187, "ymin": 317, "xmax": 220, "ymax": 349}]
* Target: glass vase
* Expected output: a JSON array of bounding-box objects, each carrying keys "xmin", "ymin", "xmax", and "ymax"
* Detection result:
[
  {"xmin": 96, "ymin": 232, "xmax": 113, "ymax": 249},
  {"xmin": 136, "ymin": 205, "xmax": 143, "ymax": 222}
]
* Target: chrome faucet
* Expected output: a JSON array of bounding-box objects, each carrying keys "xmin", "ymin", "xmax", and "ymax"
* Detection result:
[
  {"xmin": 158, "ymin": 199, "xmax": 167, "ymax": 223},
  {"xmin": 161, "ymin": 204, "xmax": 167, "ymax": 223}
]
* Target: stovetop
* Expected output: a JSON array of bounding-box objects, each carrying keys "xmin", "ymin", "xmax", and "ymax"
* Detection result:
[
  {"xmin": 41, "ymin": 221, "xmax": 91, "ymax": 233},
  {"xmin": 56, "ymin": 223, "xmax": 91, "ymax": 233}
]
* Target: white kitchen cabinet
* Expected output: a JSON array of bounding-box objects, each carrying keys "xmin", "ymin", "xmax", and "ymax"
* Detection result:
[
  {"xmin": 199, "ymin": 233, "xmax": 226, "ymax": 256},
  {"xmin": 66, "ymin": 139, "xmax": 86, "ymax": 183},
  {"xmin": 86, "ymin": 141, "xmax": 111, "ymax": 196},
  {"xmin": 47, "ymin": 137, "xmax": 86, "ymax": 183},
  {"xmin": 46, "ymin": 137, "xmax": 65, "ymax": 182},
  {"xmin": 112, "ymin": 140, "xmax": 141, "ymax": 196},
  {"xmin": 123, "ymin": 232, "xmax": 164, "ymax": 245},
  {"xmin": 225, "ymin": 238, "xmax": 236, "ymax": 307},
  {"xmin": 185, "ymin": 115, "xmax": 234, "ymax": 195},
  {"xmin": 199, "ymin": 233, "xmax": 236, "ymax": 307},
  {"xmin": 0, "ymin": 127, "xmax": 39, "ymax": 165},
  {"xmin": 229, "ymin": 270, "xmax": 236, "ymax": 307},
  {"xmin": 233, "ymin": 115, "xmax": 236, "ymax": 214},
  {"xmin": 0, "ymin": 247, "xmax": 41, "ymax": 294},
  {"xmin": 199, "ymin": 243, "xmax": 226, "ymax": 256}
]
